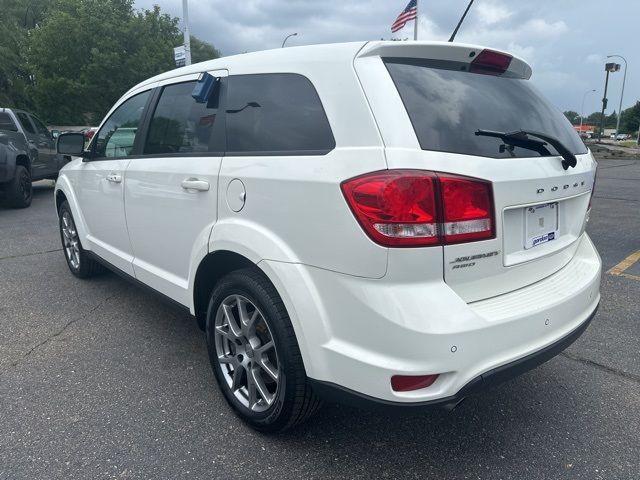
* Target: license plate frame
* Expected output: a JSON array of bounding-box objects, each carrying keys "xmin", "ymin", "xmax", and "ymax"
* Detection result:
[{"xmin": 524, "ymin": 202, "xmax": 559, "ymax": 250}]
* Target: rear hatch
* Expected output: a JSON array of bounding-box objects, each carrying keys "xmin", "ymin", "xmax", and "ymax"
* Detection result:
[{"xmin": 355, "ymin": 42, "xmax": 597, "ymax": 302}]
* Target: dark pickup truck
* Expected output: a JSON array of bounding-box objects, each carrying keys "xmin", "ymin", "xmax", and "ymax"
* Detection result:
[{"xmin": 0, "ymin": 108, "xmax": 66, "ymax": 208}]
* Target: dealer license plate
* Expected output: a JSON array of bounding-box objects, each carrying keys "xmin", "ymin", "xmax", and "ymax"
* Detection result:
[{"xmin": 524, "ymin": 203, "xmax": 559, "ymax": 250}]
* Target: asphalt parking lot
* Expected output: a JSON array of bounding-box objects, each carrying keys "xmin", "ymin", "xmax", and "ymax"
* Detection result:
[{"xmin": 1, "ymin": 156, "xmax": 639, "ymax": 480}]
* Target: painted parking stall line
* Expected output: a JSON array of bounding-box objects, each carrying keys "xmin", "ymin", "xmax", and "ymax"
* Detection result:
[{"xmin": 607, "ymin": 250, "xmax": 640, "ymax": 281}]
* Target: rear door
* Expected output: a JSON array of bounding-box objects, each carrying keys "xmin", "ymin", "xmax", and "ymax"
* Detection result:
[
  {"xmin": 14, "ymin": 112, "xmax": 47, "ymax": 177},
  {"xmin": 356, "ymin": 44, "xmax": 596, "ymax": 302},
  {"xmin": 123, "ymin": 70, "xmax": 227, "ymax": 305},
  {"xmin": 29, "ymin": 114, "xmax": 59, "ymax": 175}
]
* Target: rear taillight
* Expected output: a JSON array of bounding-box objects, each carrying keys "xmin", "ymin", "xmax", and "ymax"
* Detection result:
[
  {"xmin": 588, "ymin": 170, "xmax": 597, "ymax": 211},
  {"xmin": 341, "ymin": 170, "xmax": 494, "ymax": 247},
  {"xmin": 470, "ymin": 49, "xmax": 513, "ymax": 75},
  {"xmin": 440, "ymin": 175, "xmax": 494, "ymax": 244}
]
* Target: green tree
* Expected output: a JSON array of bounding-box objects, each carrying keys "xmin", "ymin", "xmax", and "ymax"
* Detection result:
[
  {"xmin": 189, "ymin": 36, "xmax": 221, "ymax": 64},
  {"xmin": 563, "ymin": 110, "xmax": 580, "ymax": 124},
  {"xmin": 25, "ymin": 0, "xmax": 219, "ymax": 125},
  {"xmin": 0, "ymin": 0, "xmax": 52, "ymax": 107},
  {"xmin": 620, "ymin": 102, "xmax": 640, "ymax": 135}
]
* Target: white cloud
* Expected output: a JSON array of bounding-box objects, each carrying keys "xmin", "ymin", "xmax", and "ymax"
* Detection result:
[
  {"xmin": 475, "ymin": 2, "xmax": 514, "ymax": 26},
  {"xmin": 134, "ymin": 0, "xmax": 640, "ymax": 112}
]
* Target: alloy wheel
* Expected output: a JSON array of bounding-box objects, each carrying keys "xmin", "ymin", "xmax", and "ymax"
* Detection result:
[
  {"xmin": 61, "ymin": 211, "xmax": 81, "ymax": 270},
  {"xmin": 214, "ymin": 295, "xmax": 280, "ymax": 413}
]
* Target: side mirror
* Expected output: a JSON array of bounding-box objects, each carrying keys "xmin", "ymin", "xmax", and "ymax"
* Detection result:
[{"xmin": 57, "ymin": 132, "xmax": 86, "ymax": 156}]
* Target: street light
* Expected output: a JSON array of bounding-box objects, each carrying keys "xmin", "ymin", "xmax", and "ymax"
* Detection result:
[
  {"xmin": 607, "ymin": 55, "xmax": 627, "ymax": 139},
  {"xmin": 282, "ymin": 33, "xmax": 298, "ymax": 48},
  {"xmin": 597, "ymin": 62, "xmax": 620, "ymax": 142},
  {"xmin": 580, "ymin": 89, "xmax": 596, "ymax": 132}
]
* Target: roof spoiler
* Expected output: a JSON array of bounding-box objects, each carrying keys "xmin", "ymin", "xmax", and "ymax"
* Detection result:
[{"xmin": 356, "ymin": 41, "xmax": 532, "ymax": 80}]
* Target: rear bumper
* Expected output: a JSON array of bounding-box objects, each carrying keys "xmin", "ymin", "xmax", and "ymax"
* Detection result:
[
  {"xmin": 309, "ymin": 304, "xmax": 597, "ymax": 409},
  {"xmin": 263, "ymin": 233, "xmax": 602, "ymax": 404}
]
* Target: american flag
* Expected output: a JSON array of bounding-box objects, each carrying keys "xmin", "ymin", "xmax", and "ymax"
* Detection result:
[{"xmin": 391, "ymin": 0, "xmax": 418, "ymax": 33}]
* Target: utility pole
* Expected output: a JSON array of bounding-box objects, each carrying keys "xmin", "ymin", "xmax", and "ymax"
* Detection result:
[
  {"xmin": 607, "ymin": 55, "xmax": 627, "ymax": 139},
  {"xmin": 182, "ymin": 0, "xmax": 192, "ymax": 66},
  {"xmin": 598, "ymin": 63, "xmax": 620, "ymax": 142}
]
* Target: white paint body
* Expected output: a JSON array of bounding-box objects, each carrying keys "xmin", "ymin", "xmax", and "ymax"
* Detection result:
[{"xmin": 55, "ymin": 42, "xmax": 601, "ymax": 403}]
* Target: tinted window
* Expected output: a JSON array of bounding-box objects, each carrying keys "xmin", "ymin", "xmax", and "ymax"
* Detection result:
[
  {"xmin": 145, "ymin": 80, "xmax": 222, "ymax": 155},
  {"xmin": 94, "ymin": 91, "xmax": 150, "ymax": 159},
  {"xmin": 30, "ymin": 115, "xmax": 50, "ymax": 136},
  {"xmin": 16, "ymin": 113, "xmax": 35, "ymax": 134},
  {"xmin": 0, "ymin": 112, "xmax": 17, "ymax": 131},
  {"xmin": 385, "ymin": 58, "xmax": 587, "ymax": 158},
  {"xmin": 226, "ymin": 74, "xmax": 334, "ymax": 154}
]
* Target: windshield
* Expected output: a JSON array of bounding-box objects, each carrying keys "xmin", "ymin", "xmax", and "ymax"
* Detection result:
[{"xmin": 384, "ymin": 58, "xmax": 587, "ymax": 159}]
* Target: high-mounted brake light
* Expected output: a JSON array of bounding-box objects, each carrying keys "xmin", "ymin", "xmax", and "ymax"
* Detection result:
[
  {"xmin": 341, "ymin": 170, "xmax": 495, "ymax": 248},
  {"xmin": 470, "ymin": 49, "xmax": 513, "ymax": 75}
]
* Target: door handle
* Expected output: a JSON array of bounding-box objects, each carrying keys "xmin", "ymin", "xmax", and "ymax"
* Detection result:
[
  {"xmin": 106, "ymin": 173, "xmax": 122, "ymax": 183},
  {"xmin": 181, "ymin": 178, "xmax": 210, "ymax": 192}
]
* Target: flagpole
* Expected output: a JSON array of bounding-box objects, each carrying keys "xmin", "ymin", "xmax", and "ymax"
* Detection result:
[{"xmin": 414, "ymin": 0, "xmax": 419, "ymax": 40}]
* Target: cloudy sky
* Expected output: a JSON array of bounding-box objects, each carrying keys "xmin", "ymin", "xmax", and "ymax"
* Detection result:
[{"xmin": 135, "ymin": 0, "xmax": 638, "ymax": 115}]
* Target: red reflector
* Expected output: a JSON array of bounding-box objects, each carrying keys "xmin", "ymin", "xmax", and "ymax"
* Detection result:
[
  {"xmin": 470, "ymin": 49, "xmax": 513, "ymax": 75},
  {"xmin": 391, "ymin": 374, "xmax": 439, "ymax": 392},
  {"xmin": 342, "ymin": 170, "xmax": 495, "ymax": 247},
  {"xmin": 439, "ymin": 175, "xmax": 494, "ymax": 244}
]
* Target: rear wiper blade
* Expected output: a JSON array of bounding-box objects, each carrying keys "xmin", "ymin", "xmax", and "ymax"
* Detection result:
[{"xmin": 475, "ymin": 129, "xmax": 577, "ymax": 170}]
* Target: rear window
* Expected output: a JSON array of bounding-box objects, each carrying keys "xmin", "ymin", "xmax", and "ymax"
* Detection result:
[
  {"xmin": 0, "ymin": 112, "xmax": 17, "ymax": 131},
  {"xmin": 225, "ymin": 73, "xmax": 335, "ymax": 155},
  {"xmin": 384, "ymin": 58, "xmax": 587, "ymax": 158}
]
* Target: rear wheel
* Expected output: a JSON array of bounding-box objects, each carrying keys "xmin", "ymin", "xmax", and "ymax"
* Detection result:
[
  {"xmin": 58, "ymin": 201, "xmax": 103, "ymax": 278},
  {"xmin": 6, "ymin": 165, "xmax": 32, "ymax": 208},
  {"xmin": 206, "ymin": 268, "xmax": 321, "ymax": 432}
]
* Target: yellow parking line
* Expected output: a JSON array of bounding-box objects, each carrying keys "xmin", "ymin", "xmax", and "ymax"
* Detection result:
[{"xmin": 607, "ymin": 250, "xmax": 640, "ymax": 281}]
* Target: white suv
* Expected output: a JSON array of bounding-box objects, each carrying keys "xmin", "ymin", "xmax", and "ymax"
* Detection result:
[{"xmin": 55, "ymin": 42, "xmax": 601, "ymax": 432}]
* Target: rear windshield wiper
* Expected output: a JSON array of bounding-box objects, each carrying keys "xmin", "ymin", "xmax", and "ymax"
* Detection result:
[{"xmin": 475, "ymin": 129, "xmax": 577, "ymax": 170}]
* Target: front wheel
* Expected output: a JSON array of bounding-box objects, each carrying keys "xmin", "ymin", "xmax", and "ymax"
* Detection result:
[
  {"xmin": 206, "ymin": 268, "xmax": 321, "ymax": 432},
  {"xmin": 58, "ymin": 201, "xmax": 103, "ymax": 278}
]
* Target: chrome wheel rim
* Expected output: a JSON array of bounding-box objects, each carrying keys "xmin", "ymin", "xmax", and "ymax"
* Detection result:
[
  {"xmin": 214, "ymin": 295, "xmax": 280, "ymax": 413},
  {"xmin": 61, "ymin": 211, "xmax": 80, "ymax": 270}
]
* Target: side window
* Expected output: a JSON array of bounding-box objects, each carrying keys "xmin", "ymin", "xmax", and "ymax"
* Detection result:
[
  {"xmin": 226, "ymin": 73, "xmax": 335, "ymax": 154},
  {"xmin": 30, "ymin": 115, "xmax": 51, "ymax": 137},
  {"xmin": 16, "ymin": 113, "xmax": 35, "ymax": 134},
  {"xmin": 144, "ymin": 80, "xmax": 222, "ymax": 155},
  {"xmin": 144, "ymin": 81, "xmax": 222, "ymax": 155},
  {"xmin": 0, "ymin": 112, "xmax": 18, "ymax": 131},
  {"xmin": 94, "ymin": 91, "xmax": 151, "ymax": 159}
]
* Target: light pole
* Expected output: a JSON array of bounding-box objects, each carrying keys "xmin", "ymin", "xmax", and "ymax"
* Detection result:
[
  {"xmin": 598, "ymin": 62, "xmax": 620, "ymax": 142},
  {"xmin": 182, "ymin": 0, "xmax": 192, "ymax": 66},
  {"xmin": 607, "ymin": 55, "xmax": 627, "ymax": 139},
  {"xmin": 282, "ymin": 33, "xmax": 298, "ymax": 48},
  {"xmin": 580, "ymin": 89, "xmax": 596, "ymax": 132}
]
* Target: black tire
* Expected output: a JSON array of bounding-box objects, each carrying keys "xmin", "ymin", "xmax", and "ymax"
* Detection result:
[
  {"xmin": 6, "ymin": 165, "xmax": 32, "ymax": 208},
  {"xmin": 58, "ymin": 201, "xmax": 103, "ymax": 278},
  {"xmin": 206, "ymin": 268, "xmax": 322, "ymax": 432}
]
